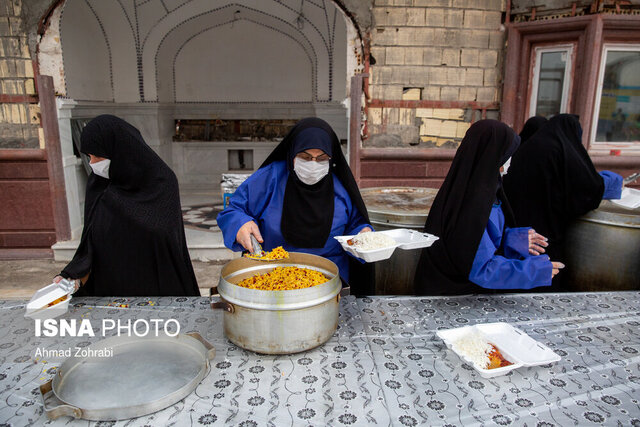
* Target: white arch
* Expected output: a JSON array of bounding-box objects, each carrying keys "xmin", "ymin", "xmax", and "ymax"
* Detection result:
[
  {"xmin": 142, "ymin": 0, "xmax": 334, "ymax": 101},
  {"xmin": 172, "ymin": 19, "xmax": 314, "ymax": 102},
  {"xmin": 53, "ymin": 0, "xmax": 358, "ymax": 104},
  {"xmin": 88, "ymin": 0, "xmax": 138, "ymax": 102},
  {"xmin": 60, "ymin": 0, "xmax": 113, "ymax": 101}
]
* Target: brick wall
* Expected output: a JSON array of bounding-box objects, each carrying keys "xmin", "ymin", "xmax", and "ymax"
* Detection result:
[
  {"xmin": 0, "ymin": 0, "xmax": 40, "ymax": 149},
  {"xmin": 366, "ymin": 0, "xmax": 506, "ymax": 148}
]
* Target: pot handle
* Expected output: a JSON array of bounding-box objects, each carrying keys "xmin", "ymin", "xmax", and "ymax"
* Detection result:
[
  {"xmin": 39, "ymin": 379, "xmax": 83, "ymax": 419},
  {"xmin": 210, "ymin": 283, "xmax": 234, "ymax": 313},
  {"xmin": 210, "ymin": 296, "xmax": 235, "ymax": 313},
  {"xmin": 186, "ymin": 332, "xmax": 216, "ymax": 360},
  {"xmin": 340, "ymin": 286, "xmax": 351, "ymax": 297}
]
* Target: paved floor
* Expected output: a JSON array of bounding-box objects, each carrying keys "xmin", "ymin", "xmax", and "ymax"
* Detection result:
[{"xmin": 0, "ymin": 259, "xmax": 222, "ymax": 299}]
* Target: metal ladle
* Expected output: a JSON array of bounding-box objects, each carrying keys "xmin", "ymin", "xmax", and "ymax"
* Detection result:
[
  {"xmin": 624, "ymin": 172, "xmax": 640, "ymax": 185},
  {"xmin": 248, "ymin": 234, "xmax": 266, "ymax": 259}
]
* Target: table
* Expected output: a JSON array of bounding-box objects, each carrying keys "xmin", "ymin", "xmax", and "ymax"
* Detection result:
[{"xmin": 1, "ymin": 292, "xmax": 639, "ymax": 426}]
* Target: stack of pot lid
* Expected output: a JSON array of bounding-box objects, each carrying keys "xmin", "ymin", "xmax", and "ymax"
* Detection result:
[{"xmin": 360, "ymin": 187, "xmax": 438, "ymax": 229}]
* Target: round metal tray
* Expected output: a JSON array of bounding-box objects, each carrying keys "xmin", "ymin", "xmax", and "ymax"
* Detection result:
[{"xmin": 39, "ymin": 333, "xmax": 215, "ymax": 421}]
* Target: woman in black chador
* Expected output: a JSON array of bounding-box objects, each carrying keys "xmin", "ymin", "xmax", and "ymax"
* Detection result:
[
  {"xmin": 413, "ymin": 120, "xmax": 563, "ymax": 296},
  {"xmin": 56, "ymin": 115, "xmax": 199, "ymax": 296},
  {"xmin": 503, "ymin": 114, "xmax": 622, "ymax": 288},
  {"xmin": 518, "ymin": 115, "xmax": 548, "ymax": 145}
]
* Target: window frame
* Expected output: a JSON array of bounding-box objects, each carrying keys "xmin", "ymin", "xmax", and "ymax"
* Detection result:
[
  {"xmin": 528, "ymin": 44, "xmax": 575, "ymax": 118},
  {"xmin": 590, "ymin": 43, "xmax": 640, "ymax": 154}
]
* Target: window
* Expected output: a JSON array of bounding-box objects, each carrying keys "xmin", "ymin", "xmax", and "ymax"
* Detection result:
[
  {"xmin": 592, "ymin": 45, "xmax": 640, "ymax": 150},
  {"xmin": 529, "ymin": 45, "xmax": 574, "ymax": 118}
]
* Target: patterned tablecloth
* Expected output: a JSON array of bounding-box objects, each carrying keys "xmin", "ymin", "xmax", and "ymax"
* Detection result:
[{"xmin": 0, "ymin": 292, "xmax": 639, "ymax": 426}]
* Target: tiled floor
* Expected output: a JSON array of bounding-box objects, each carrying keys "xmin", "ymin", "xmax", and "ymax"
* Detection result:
[
  {"xmin": 0, "ymin": 259, "xmax": 223, "ymax": 299},
  {"xmin": 181, "ymin": 203, "xmax": 224, "ymax": 231}
]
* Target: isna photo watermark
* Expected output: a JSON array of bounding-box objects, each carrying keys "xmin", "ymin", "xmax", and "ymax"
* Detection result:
[{"xmin": 34, "ymin": 318, "xmax": 181, "ymax": 337}]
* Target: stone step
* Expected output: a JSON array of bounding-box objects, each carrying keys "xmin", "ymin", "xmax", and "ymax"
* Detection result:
[{"xmin": 52, "ymin": 227, "xmax": 236, "ymax": 263}]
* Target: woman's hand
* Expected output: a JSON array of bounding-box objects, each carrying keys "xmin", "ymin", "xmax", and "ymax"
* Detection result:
[
  {"xmin": 236, "ymin": 221, "xmax": 263, "ymax": 251},
  {"xmin": 528, "ymin": 229, "xmax": 548, "ymax": 255},
  {"xmin": 358, "ymin": 227, "xmax": 372, "ymax": 233},
  {"xmin": 551, "ymin": 261, "xmax": 565, "ymax": 278},
  {"xmin": 53, "ymin": 275, "xmax": 81, "ymax": 292}
]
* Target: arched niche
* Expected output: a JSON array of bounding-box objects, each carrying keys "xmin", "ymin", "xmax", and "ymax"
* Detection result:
[
  {"xmin": 172, "ymin": 21, "xmax": 313, "ymax": 103},
  {"xmin": 53, "ymin": 0, "xmax": 353, "ymax": 105}
]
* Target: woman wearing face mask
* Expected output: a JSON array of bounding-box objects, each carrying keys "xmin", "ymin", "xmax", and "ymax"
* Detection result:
[
  {"xmin": 413, "ymin": 120, "xmax": 564, "ymax": 295},
  {"xmin": 54, "ymin": 115, "xmax": 199, "ymax": 296},
  {"xmin": 217, "ymin": 118, "xmax": 373, "ymax": 293}
]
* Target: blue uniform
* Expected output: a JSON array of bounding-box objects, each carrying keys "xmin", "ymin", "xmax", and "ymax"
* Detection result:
[
  {"xmin": 599, "ymin": 171, "xmax": 623, "ymax": 200},
  {"xmin": 217, "ymin": 161, "xmax": 371, "ymax": 282},
  {"xmin": 469, "ymin": 203, "xmax": 552, "ymax": 290}
]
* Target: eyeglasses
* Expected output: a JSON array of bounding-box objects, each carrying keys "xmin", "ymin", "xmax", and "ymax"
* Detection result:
[{"xmin": 296, "ymin": 151, "xmax": 331, "ymax": 162}]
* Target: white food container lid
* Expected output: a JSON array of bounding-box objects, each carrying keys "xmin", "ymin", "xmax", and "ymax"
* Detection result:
[
  {"xmin": 437, "ymin": 322, "xmax": 561, "ymax": 378},
  {"xmin": 25, "ymin": 281, "xmax": 73, "ymax": 320},
  {"xmin": 473, "ymin": 323, "xmax": 560, "ymax": 366}
]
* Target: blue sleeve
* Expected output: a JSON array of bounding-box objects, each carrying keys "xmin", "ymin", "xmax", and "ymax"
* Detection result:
[
  {"xmin": 333, "ymin": 179, "xmax": 372, "ymax": 235},
  {"xmin": 338, "ymin": 189, "xmax": 372, "ymax": 264},
  {"xmin": 599, "ymin": 171, "xmax": 623, "ymax": 200},
  {"xmin": 469, "ymin": 228, "xmax": 553, "ymax": 290},
  {"xmin": 503, "ymin": 227, "xmax": 531, "ymax": 259},
  {"xmin": 344, "ymin": 206, "xmax": 372, "ymax": 235},
  {"xmin": 216, "ymin": 167, "xmax": 276, "ymax": 251}
]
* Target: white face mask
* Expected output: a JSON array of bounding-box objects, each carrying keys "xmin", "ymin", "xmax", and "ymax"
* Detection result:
[
  {"xmin": 500, "ymin": 157, "xmax": 511, "ymax": 177},
  {"xmin": 90, "ymin": 159, "xmax": 111, "ymax": 179},
  {"xmin": 294, "ymin": 158, "xmax": 330, "ymax": 185}
]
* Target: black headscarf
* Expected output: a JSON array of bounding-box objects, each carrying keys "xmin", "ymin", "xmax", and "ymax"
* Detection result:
[
  {"xmin": 261, "ymin": 117, "xmax": 374, "ymax": 294},
  {"xmin": 61, "ymin": 115, "xmax": 199, "ymax": 296},
  {"xmin": 281, "ymin": 127, "xmax": 335, "ymax": 248},
  {"xmin": 414, "ymin": 120, "xmax": 520, "ymax": 295},
  {"xmin": 519, "ymin": 116, "xmax": 548, "ymax": 145},
  {"xmin": 503, "ymin": 114, "xmax": 604, "ymax": 276}
]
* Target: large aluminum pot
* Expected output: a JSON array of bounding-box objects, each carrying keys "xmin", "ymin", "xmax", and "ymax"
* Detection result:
[
  {"xmin": 361, "ymin": 187, "xmax": 438, "ymax": 295},
  {"xmin": 212, "ymin": 252, "xmax": 342, "ymax": 354},
  {"xmin": 564, "ymin": 200, "xmax": 640, "ymax": 291}
]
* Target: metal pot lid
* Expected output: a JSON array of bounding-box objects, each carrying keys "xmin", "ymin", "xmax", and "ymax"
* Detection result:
[
  {"xmin": 41, "ymin": 333, "xmax": 215, "ymax": 421},
  {"xmin": 579, "ymin": 200, "xmax": 640, "ymax": 228},
  {"xmin": 361, "ymin": 187, "xmax": 438, "ymax": 227}
]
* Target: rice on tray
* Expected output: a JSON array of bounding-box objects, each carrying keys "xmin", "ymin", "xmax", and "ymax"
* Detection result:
[
  {"xmin": 348, "ymin": 232, "xmax": 396, "ymax": 250},
  {"xmin": 451, "ymin": 333, "xmax": 493, "ymax": 368},
  {"xmin": 451, "ymin": 332, "xmax": 513, "ymax": 370}
]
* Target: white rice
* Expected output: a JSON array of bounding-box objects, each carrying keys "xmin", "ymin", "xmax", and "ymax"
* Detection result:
[
  {"xmin": 350, "ymin": 232, "xmax": 396, "ymax": 250},
  {"xmin": 451, "ymin": 332, "xmax": 492, "ymax": 369}
]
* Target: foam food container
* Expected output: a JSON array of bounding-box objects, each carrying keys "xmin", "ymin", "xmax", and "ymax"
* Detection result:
[
  {"xmin": 335, "ymin": 229, "xmax": 438, "ymax": 262},
  {"xmin": 25, "ymin": 281, "xmax": 73, "ymax": 320},
  {"xmin": 437, "ymin": 322, "xmax": 561, "ymax": 378}
]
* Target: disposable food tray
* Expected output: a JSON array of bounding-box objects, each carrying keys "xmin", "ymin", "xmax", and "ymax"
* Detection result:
[
  {"xmin": 437, "ymin": 322, "xmax": 561, "ymax": 378},
  {"xmin": 335, "ymin": 228, "xmax": 438, "ymax": 262},
  {"xmin": 25, "ymin": 282, "xmax": 73, "ymax": 320}
]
